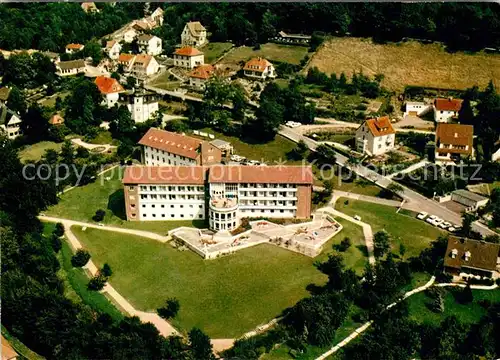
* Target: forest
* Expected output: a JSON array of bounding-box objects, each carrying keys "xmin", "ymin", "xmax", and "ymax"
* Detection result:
[{"xmin": 0, "ymin": 3, "xmax": 499, "ymax": 52}]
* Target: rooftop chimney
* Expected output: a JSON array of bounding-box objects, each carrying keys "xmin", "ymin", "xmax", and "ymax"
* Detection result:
[
  {"xmin": 454, "ymin": 133, "xmax": 458, "ymax": 138},
  {"xmin": 451, "ymin": 248, "xmax": 458, "ymax": 259},
  {"xmin": 464, "ymin": 251, "xmax": 471, "ymax": 261}
]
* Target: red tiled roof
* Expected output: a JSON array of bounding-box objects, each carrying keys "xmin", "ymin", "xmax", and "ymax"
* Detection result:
[
  {"xmin": 123, "ymin": 166, "xmax": 206, "ymax": 185},
  {"xmin": 48, "ymin": 114, "xmax": 64, "ymax": 125},
  {"xmin": 364, "ymin": 116, "xmax": 395, "ymax": 137},
  {"xmin": 435, "ymin": 98, "xmax": 463, "ymax": 112},
  {"xmin": 66, "ymin": 43, "xmax": 84, "ymax": 50},
  {"xmin": 174, "ymin": 46, "xmax": 203, "ymax": 56},
  {"xmin": 133, "ymin": 54, "xmax": 153, "ymax": 68},
  {"xmin": 138, "ymin": 128, "xmax": 203, "ymax": 159},
  {"xmin": 444, "ymin": 237, "xmax": 500, "ymax": 272},
  {"xmin": 189, "ymin": 64, "xmax": 214, "ymax": 80},
  {"xmin": 118, "ymin": 53, "xmax": 135, "ymax": 63},
  {"xmin": 436, "ymin": 123, "xmax": 474, "ymax": 155},
  {"xmin": 243, "ymin": 57, "xmax": 272, "ymax": 73},
  {"xmin": 94, "ymin": 76, "xmax": 124, "ymax": 94},
  {"xmin": 105, "ymin": 40, "xmax": 117, "ymax": 49},
  {"xmin": 209, "ymin": 166, "xmax": 313, "ymax": 184}
]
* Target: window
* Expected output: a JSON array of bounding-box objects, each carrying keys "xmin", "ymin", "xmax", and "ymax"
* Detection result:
[
  {"xmin": 180, "ymin": 205, "xmax": 184, "ymax": 208},
  {"xmin": 199, "ymin": 214, "xmax": 203, "ymax": 218},
  {"xmin": 129, "ymin": 186, "xmax": 134, "ymax": 190},
  {"xmin": 131, "ymin": 204, "xmax": 136, "ymax": 208},
  {"xmin": 180, "ymin": 214, "xmax": 184, "ymax": 218},
  {"xmin": 171, "ymin": 214, "xmax": 175, "ymax": 218},
  {"xmin": 170, "ymin": 205, "xmax": 174, "ymax": 208},
  {"xmin": 199, "ymin": 205, "xmax": 203, "ymax": 208},
  {"xmin": 151, "ymin": 205, "xmax": 155, "ymax": 208},
  {"xmin": 142, "ymin": 205, "xmax": 146, "ymax": 208},
  {"xmin": 189, "ymin": 205, "xmax": 193, "ymax": 208},
  {"xmin": 161, "ymin": 214, "xmax": 165, "ymax": 218},
  {"xmin": 161, "ymin": 205, "xmax": 165, "ymax": 208},
  {"xmin": 152, "ymin": 214, "xmax": 156, "ymax": 218}
]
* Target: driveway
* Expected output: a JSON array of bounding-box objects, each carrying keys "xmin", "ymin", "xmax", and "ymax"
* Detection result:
[{"xmin": 71, "ymin": 138, "xmax": 116, "ymax": 153}]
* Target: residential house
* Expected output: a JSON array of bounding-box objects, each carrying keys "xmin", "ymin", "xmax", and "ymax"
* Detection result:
[
  {"xmin": 55, "ymin": 60, "xmax": 86, "ymax": 76},
  {"xmin": 181, "ymin": 21, "xmax": 207, "ymax": 47},
  {"xmin": 210, "ymin": 138, "xmax": 233, "ymax": 157},
  {"xmin": 451, "ymin": 189, "xmax": 489, "ymax": 211},
  {"xmin": 122, "ymin": 165, "xmax": 313, "ymax": 231},
  {"xmin": 444, "ymin": 237, "xmax": 499, "ymax": 279},
  {"xmin": 138, "ymin": 127, "xmax": 222, "ymax": 166},
  {"xmin": 104, "ymin": 40, "xmax": 122, "ymax": 60},
  {"xmin": 118, "ymin": 54, "xmax": 159, "ymax": 77},
  {"xmin": 435, "ymin": 123, "xmax": 474, "ymax": 164},
  {"xmin": 173, "ymin": 47, "xmax": 204, "ymax": 69},
  {"xmin": 273, "ymin": 31, "xmax": 311, "ymax": 45},
  {"xmin": 1, "ymin": 335, "xmax": 19, "ymax": 360},
  {"xmin": 48, "ymin": 113, "xmax": 64, "ymax": 126},
  {"xmin": 137, "ymin": 34, "xmax": 162, "ymax": 56},
  {"xmin": 243, "ymin": 58, "xmax": 276, "ymax": 80},
  {"xmin": 403, "ymin": 101, "xmax": 433, "ymax": 117},
  {"xmin": 434, "ymin": 97, "xmax": 463, "ymax": 123},
  {"xmin": 81, "ymin": 2, "xmax": 99, "ymax": 13},
  {"xmin": 65, "ymin": 43, "xmax": 84, "ymax": 54},
  {"xmin": 95, "ymin": 76, "xmax": 125, "ymax": 108},
  {"xmin": 145, "ymin": 7, "xmax": 164, "ymax": 28},
  {"xmin": 122, "ymin": 28, "xmax": 138, "ymax": 43},
  {"xmin": 188, "ymin": 64, "xmax": 215, "ymax": 90},
  {"xmin": 132, "ymin": 21, "xmax": 151, "ymax": 33},
  {"xmin": 120, "ymin": 89, "xmax": 159, "ymax": 123},
  {"xmin": 0, "ymin": 105, "xmax": 22, "ymax": 139},
  {"xmin": 355, "ymin": 116, "xmax": 396, "ymax": 155},
  {"xmin": 0, "ymin": 87, "xmax": 11, "ymax": 106}
]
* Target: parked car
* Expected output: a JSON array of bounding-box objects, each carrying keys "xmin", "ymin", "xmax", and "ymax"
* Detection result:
[
  {"xmin": 433, "ymin": 218, "xmax": 444, "ymax": 227},
  {"xmin": 354, "ymin": 215, "xmax": 362, "ymax": 221},
  {"xmin": 285, "ymin": 121, "xmax": 302, "ymax": 128},
  {"xmin": 417, "ymin": 211, "xmax": 428, "ymax": 220},
  {"xmin": 426, "ymin": 215, "xmax": 438, "ymax": 224},
  {"xmin": 439, "ymin": 221, "xmax": 452, "ymax": 229}
]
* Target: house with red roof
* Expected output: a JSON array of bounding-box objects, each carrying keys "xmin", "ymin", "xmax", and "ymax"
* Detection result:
[
  {"xmin": 435, "ymin": 123, "xmax": 474, "ymax": 164},
  {"xmin": 173, "ymin": 47, "xmax": 204, "ymax": 69},
  {"xmin": 118, "ymin": 53, "xmax": 160, "ymax": 77},
  {"xmin": 188, "ymin": 64, "xmax": 215, "ymax": 90},
  {"xmin": 243, "ymin": 57, "xmax": 276, "ymax": 80},
  {"xmin": 94, "ymin": 76, "xmax": 125, "ymax": 108},
  {"xmin": 355, "ymin": 116, "xmax": 396, "ymax": 155},
  {"xmin": 65, "ymin": 43, "xmax": 84, "ymax": 54},
  {"xmin": 434, "ymin": 97, "xmax": 463, "ymax": 123}
]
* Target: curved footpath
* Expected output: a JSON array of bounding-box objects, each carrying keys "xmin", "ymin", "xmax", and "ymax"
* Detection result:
[{"xmin": 315, "ymin": 279, "xmax": 499, "ymax": 360}]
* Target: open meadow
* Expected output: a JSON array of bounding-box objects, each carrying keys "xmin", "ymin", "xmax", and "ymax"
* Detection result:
[
  {"xmin": 220, "ymin": 43, "xmax": 309, "ymax": 66},
  {"xmin": 307, "ymin": 37, "xmax": 500, "ymax": 91}
]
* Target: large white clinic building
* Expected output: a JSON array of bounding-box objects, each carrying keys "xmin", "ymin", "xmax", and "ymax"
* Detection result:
[{"xmin": 123, "ymin": 165, "xmax": 313, "ymax": 232}]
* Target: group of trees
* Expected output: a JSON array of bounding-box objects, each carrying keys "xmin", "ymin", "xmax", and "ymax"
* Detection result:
[
  {"xmin": 306, "ymin": 67, "xmax": 384, "ymax": 99},
  {"xmin": 247, "ymin": 82, "xmax": 316, "ymax": 141},
  {"xmin": 1, "ymin": 52, "xmax": 56, "ymax": 89},
  {"xmin": 458, "ymin": 81, "xmax": 500, "ymax": 160},
  {"xmin": 0, "ymin": 3, "xmax": 142, "ymax": 51},
  {"xmin": 157, "ymin": 3, "xmax": 500, "ymax": 51},
  {"xmin": 0, "ymin": 134, "xmax": 217, "ymax": 359}
]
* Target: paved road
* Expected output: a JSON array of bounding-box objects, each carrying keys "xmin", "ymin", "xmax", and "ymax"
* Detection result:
[
  {"xmin": 279, "ymin": 126, "xmax": 496, "ymax": 237},
  {"xmin": 71, "ymin": 138, "xmax": 117, "ymax": 152}
]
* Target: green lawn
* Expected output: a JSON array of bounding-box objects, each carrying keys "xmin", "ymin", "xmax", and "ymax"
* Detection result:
[
  {"xmin": 407, "ymin": 287, "xmax": 500, "ymax": 325},
  {"xmin": 45, "ymin": 167, "xmax": 204, "ymax": 234},
  {"xmin": 195, "ymin": 129, "xmax": 300, "ymax": 164},
  {"xmin": 38, "ymin": 91, "xmax": 70, "ymax": 108},
  {"xmin": 335, "ymin": 198, "xmax": 444, "ymax": 257},
  {"xmin": 316, "ymin": 218, "xmax": 367, "ymax": 274},
  {"xmin": 200, "ymin": 42, "xmax": 233, "ymax": 63},
  {"xmin": 150, "ymin": 71, "xmax": 182, "ymax": 91},
  {"xmin": 221, "ymin": 43, "xmax": 309, "ymax": 65},
  {"xmin": 71, "ymin": 226, "xmax": 329, "ymax": 338},
  {"xmin": 19, "ymin": 141, "xmax": 63, "ymax": 162},
  {"xmin": 86, "ymin": 130, "xmax": 114, "ymax": 145}
]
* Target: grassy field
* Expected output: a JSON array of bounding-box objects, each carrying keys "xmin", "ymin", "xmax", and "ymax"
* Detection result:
[
  {"xmin": 316, "ymin": 217, "xmax": 367, "ymax": 274},
  {"xmin": 407, "ymin": 287, "xmax": 500, "ymax": 325},
  {"xmin": 308, "ymin": 37, "xmax": 500, "ymax": 91},
  {"xmin": 45, "ymin": 167, "xmax": 204, "ymax": 234},
  {"xmin": 149, "ymin": 71, "xmax": 182, "ymax": 91},
  {"xmin": 71, "ymin": 226, "xmax": 330, "ymax": 338},
  {"xmin": 221, "ymin": 43, "xmax": 309, "ymax": 66},
  {"xmin": 86, "ymin": 130, "xmax": 114, "ymax": 145},
  {"xmin": 335, "ymin": 198, "xmax": 444, "ymax": 257},
  {"xmin": 38, "ymin": 91, "xmax": 70, "ymax": 108},
  {"xmin": 200, "ymin": 42, "xmax": 233, "ymax": 63},
  {"xmin": 19, "ymin": 141, "xmax": 62, "ymax": 162},
  {"xmin": 194, "ymin": 129, "xmax": 300, "ymax": 164}
]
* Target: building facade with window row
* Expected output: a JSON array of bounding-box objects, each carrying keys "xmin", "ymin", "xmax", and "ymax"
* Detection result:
[{"xmin": 123, "ymin": 165, "xmax": 313, "ymax": 232}]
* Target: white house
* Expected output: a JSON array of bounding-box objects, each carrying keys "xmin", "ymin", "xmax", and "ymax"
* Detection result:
[
  {"xmin": 355, "ymin": 116, "xmax": 396, "ymax": 155},
  {"xmin": 434, "ymin": 98, "xmax": 463, "ymax": 123},
  {"xmin": 188, "ymin": 64, "xmax": 215, "ymax": 90},
  {"xmin": 56, "ymin": 60, "xmax": 86, "ymax": 76},
  {"xmin": 173, "ymin": 47, "xmax": 204, "ymax": 69},
  {"xmin": 243, "ymin": 58, "xmax": 276, "ymax": 80},
  {"xmin": 181, "ymin": 21, "xmax": 207, "ymax": 47},
  {"xmin": 81, "ymin": 2, "xmax": 99, "ymax": 13},
  {"xmin": 120, "ymin": 90, "xmax": 159, "ymax": 123},
  {"xmin": 137, "ymin": 34, "xmax": 162, "ymax": 56},
  {"xmin": 104, "ymin": 40, "xmax": 121, "ymax": 60},
  {"xmin": 0, "ymin": 105, "xmax": 22, "ymax": 139},
  {"xmin": 435, "ymin": 123, "xmax": 474, "ymax": 164},
  {"xmin": 94, "ymin": 76, "xmax": 125, "ymax": 108},
  {"xmin": 403, "ymin": 101, "xmax": 433, "ymax": 117},
  {"xmin": 122, "ymin": 28, "xmax": 138, "ymax": 43},
  {"xmin": 118, "ymin": 54, "xmax": 160, "ymax": 77},
  {"xmin": 65, "ymin": 43, "xmax": 84, "ymax": 54}
]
